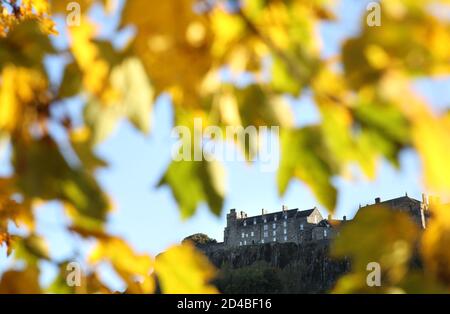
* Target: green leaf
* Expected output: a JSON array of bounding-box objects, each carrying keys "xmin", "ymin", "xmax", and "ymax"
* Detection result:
[
  {"xmin": 94, "ymin": 40, "xmax": 126, "ymax": 68},
  {"xmin": 0, "ymin": 20, "xmax": 55, "ymax": 70},
  {"xmin": 234, "ymin": 84, "xmax": 293, "ymax": 128},
  {"xmin": 110, "ymin": 57, "xmax": 154, "ymax": 134},
  {"xmin": 84, "ymin": 97, "xmax": 121, "ymax": 145},
  {"xmin": 277, "ymin": 127, "xmax": 337, "ymax": 212},
  {"xmin": 13, "ymin": 234, "xmax": 49, "ymax": 266},
  {"xmin": 158, "ymin": 159, "xmax": 225, "ymax": 219},
  {"xmin": 70, "ymin": 128, "xmax": 108, "ymax": 172},
  {"xmin": 58, "ymin": 62, "xmax": 83, "ymax": 98},
  {"xmin": 331, "ymin": 205, "xmax": 420, "ymax": 293},
  {"xmin": 214, "ymin": 84, "xmax": 293, "ymax": 160},
  {"xmin": 84, "ymin": 57, "xmax": 154, "ymax": 144},
  {"xmin": 271, "ymin": 57, "xmax": 303, "ymax": 96},
  {"xmin": 12, "ymin": 137, "xmax": 109, "ymax": 221}
]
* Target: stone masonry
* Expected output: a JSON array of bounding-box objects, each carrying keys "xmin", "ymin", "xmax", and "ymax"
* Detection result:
[{"xmin": 222, "ymin": 194, "xmax": 430, "ymax": 248}]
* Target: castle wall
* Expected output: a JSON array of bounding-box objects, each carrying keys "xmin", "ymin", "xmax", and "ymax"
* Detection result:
[
  {"xmin": 359, "ymin": 196, "xmax": 428, "ymax": 228},
  {"xmin": 224, "ymin": 207, "xmax": 329, "ymax": 248},
  {"xmin": 222, "ymin": 195, "xmax": 428, "ymax": 249}
]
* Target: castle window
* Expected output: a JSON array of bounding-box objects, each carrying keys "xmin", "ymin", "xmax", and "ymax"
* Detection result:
[
  {"xmin": 273, "ymin": 223, "xmax": 276, "ymax": 229},
  {"xmin": 273, "ymin": 230, "xmax": 276, "ymax": 236},
  {"xmin": 253, "ymin": 219, "xmax": 256, "ymax": 225},
  {"xmin": 241, "ymin": 232, "xmax": 245, "ymax": 238},
  {"xmin": 264, "ymin": 218, "xmax": 267, "ymax": 223},
  {"xmin": 274, "ymin": 216, "xmax": 277, "ymax": 221},
  {"xmin": 284, "ymin": 236, "xmax": 287, "ymax": 241},
  {"xmin": 246, "ymin": 233, "xmax": 249, "ymax": 238},
  {"xmin": 243, "ymin": 221, "xmax": 246, "ymax": 226},
  {"xmin": 300, "ymin": 224, "xmax": 304, "ymax": 230},
  {"xmin": 251, "ymin": 231, "xmax": 254, "ymax": 237},
  {"xmin": 264, "ymin": 225, "xmax": 268, "ymax": 231},
  {"xmin": 273, "ymin": 237, "xmax": 276, "ymax": 242},
  {"xmin": 283, "ymin": 221, "xmax": 287, "ymax": 227},
  {"xmin": 284, "ymin": 214, "xmax": 287, "ymax": 219},
  {"xmin": 283, "ymin": 229, "xmax": 287, "ymax": 235},
  {"xmin": 264, "ymin": 231, "xmax": 268, "ymax": 238},
  {"xmin": 244, "ymin": 240, "xmax": 247, "ymax": 245},
  {"xmin": 324, "ymin": 230, "xmax": 327, "ymax": 237},
  {"xmin": 261, "ymin": 239, "xmax": 264, "ymax": 244},
  {"xmin": 239, "ymin": 241, "xmax": 242, "ymax": 246}
]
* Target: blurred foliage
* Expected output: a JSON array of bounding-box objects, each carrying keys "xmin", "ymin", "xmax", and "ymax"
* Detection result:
[
  {"xmin": 215, "ymin": 262, "xmax": 283, "ymax": 294},
  {"xmin": 0, "ymin": 0, "xmax": 449, "ymax": 293},
  {"xmin": 183, "ymin": 233, "xmax": 218, "ymax": 245}
]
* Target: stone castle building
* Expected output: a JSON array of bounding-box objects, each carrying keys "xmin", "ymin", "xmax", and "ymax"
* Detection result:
[{"xmin": 223, "ymin": 194, "xmax": 430, "ymax": 248}]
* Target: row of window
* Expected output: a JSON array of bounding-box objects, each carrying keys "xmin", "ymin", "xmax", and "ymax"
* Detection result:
[
  {"xmin": 245, "ymin": 221, "xmax": 305, "ymax": 230},
  {"xmin": 243, "ymin": 215, "xmax": 289, "ymax": 226},
  {"xmin": 240, "ymin": 224, "xmax": 328, "ymax": 240},
  {"xmin": 242, "ymin": 214, "xmax": 322, "ymax": 227},
  {"xmin": 239, "ymin": 236, "xmax": 288, "ymax": 246},
  {"xmin": 239, "ymin": 228, "xmax": 329, "ymax": 246},
  {"xmin": 241, "ymin": 231, "xmax": 255, "ymax": 238},
  {"xmin": 241, "ymin": 223, "xmax": 307, "ymax": 239},
  {"xmin": 262, "ymin": 222, "xmax": 288, "ymax": 230},
  {"xmin": 243, "ymin": 228, "xmax": 289, "ymax": 239},
  {"xmin": 239, "ymin": 230, "xmax": 328, "ymax": 246}
]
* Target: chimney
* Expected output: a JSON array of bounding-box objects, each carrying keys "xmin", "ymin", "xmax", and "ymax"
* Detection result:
[
  {"xmin": 375, "ymin": 197, "xmax": 381, "ymax": 204},
  {"xmin": 282, "ymin": 205, "xmax": 288, "ymax": 212},
  {"xmin": 261, "ymin": 208, "xmax": 265, "ymax": 216},
  {"xmin": 422, "ymin": 193, "xmax": 428, "ymax": 204},
  {"xmin": 343, "ymin": 215, "xmax": 347, "ymax": 221}
]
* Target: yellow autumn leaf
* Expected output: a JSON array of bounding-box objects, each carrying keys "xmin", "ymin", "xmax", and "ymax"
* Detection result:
[
  {"xmin": 89, "ymin": 237, "xmax": 155, "ymax": 293},
  {"xmin": 422, "ymin": 203, "xmax": 450, "ymax": 287},
  {"xmin": 68, "ymin": 19, "xmax": 118, "ymax": 103},
  {"xmin": 413, "ymin": 115, "xmax": 450, "ymax": 195},
  {"xmin": 0, "ymin": 66, "xmax": 47, "ymax": 133},
  {"xmin": 332, "ymin": 205, "xmax": 419, "ymax": 293},
  {"xmin": 155, "ymin": 243, "xmax": 218, "ymax": 294},
  {"xmin": 121, "ymin": 0, "xmax": 213, "ymax": 107},
  {"xmin": 0, "ymin": 266, "xmax": 41, "ymax": 294}
]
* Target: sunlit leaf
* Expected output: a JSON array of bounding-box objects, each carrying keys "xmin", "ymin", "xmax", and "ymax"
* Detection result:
[
  {"xmin": 155, "ymin": 243, "xmax": 218, "ymax": 294},
  {"xmin": 278, "ymin": 127, "xmax": 337, "ymax": 212},
  {"xmin": 158, "ymin": 158, "xmax": 225, "ymax": 219},
  {"xmin": 332, "ymin": 205, "xmax": 419, "ymax": 293},
  {"xmin": 0, "ymin": 266, "xmax": 41, "ymax": 294},
  {"xmin": 89, "ymin": 237, "xmax": 155, "ymax": 294}
]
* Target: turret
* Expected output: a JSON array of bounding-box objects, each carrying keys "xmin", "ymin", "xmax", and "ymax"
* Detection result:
[{"xmin": 226, "ymin": 209, "xmax": 237, "ymax": 227}]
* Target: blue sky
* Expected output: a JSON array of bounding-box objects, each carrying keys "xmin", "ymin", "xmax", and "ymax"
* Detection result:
[{"xmin": 1, "ymin": 0, "xmax": 449, "ymax": 290}]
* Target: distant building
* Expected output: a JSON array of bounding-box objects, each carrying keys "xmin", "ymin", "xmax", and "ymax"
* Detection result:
[
  {"xmin": 224, "ymin": 205, "xmax": 345, "ymax": 247},
  {"xmin": 223, "ymin": 194, "xmax": 430, "ymax": 248},
  {"xmin": 357, "ymin": 194, "xmax": 430, "ymax": 229}
]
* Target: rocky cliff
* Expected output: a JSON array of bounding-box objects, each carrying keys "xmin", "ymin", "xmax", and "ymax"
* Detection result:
[{"xmin": 199, "ymin": 240, "xmax": 350, "ymax": 293}]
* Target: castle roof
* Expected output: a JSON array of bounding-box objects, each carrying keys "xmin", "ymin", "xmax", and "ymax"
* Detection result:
[
  {"xmin": 360, "ymin": 195, "xmax": 421, "ymax": 210},
  {"xmin": 297, "ymin": 209, "xmax": 315, "ymax": 217},
  {"xmin": 239, "ymin": 208, "xmax": 317, "ymax": 225}
]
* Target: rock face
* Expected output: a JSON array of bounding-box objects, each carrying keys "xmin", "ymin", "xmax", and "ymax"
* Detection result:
[{"xmin": 198, "ymin": 240, "xmax": 350, "ymax": 293}]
